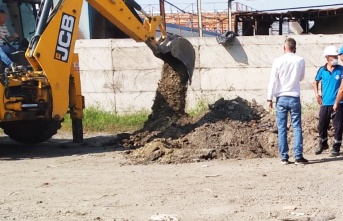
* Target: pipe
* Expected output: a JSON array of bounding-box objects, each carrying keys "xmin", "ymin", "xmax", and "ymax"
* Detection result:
[
  {"xmin": 29, "ymin": 0, "xmax": 54, "ymax": 54},
  {"xmin": 32, "ymin": 0, "xmax": 53, "ymax": 42},
  {"xmin": 197, "ymin": 0, "xmax": 203, "ymax": 37}
]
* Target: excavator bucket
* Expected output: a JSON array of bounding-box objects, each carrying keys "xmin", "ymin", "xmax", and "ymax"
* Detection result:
[
  {"xmin": 122, "ymin": 0, "xmax": 195, "ymax": 82},
  {"xmin": 157, "ymin": 37, "xmax": 195, "ymax": 84},
  {"xmin": 168, "ymin": 37, "xmax": 195, "ymax": 84}
]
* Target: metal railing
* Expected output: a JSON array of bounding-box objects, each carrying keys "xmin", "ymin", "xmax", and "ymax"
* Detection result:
[
  {"xmin": 139, "ymin": 1, "xmax": 257, "ymax": 36},
  {"xmin": 141, "ymin": 1, "xmax": 256, "ymax": 14}
]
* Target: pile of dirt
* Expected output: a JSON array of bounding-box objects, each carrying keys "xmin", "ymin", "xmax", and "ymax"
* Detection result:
[
  {"xmin": 108, "ymin": 95, "xmax": 320, "ymax": 164},
  {"xmin": 107, "ymin": 60, "xmax": 321, "ymax": 164}
]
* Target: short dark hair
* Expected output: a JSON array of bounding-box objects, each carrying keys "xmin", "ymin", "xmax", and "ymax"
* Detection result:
[{"xmin": 284, "ymin": 37, "xmax": 296, "ymax": 51}]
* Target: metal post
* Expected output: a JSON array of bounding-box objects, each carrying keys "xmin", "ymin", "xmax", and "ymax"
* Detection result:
[
  {"xmin": 228, "ymin": 0, "xmax": 233, "ymax": 31},
  {"xmin": 191, "ymin": 3, "xmax": 194, "ymax": 36},
  {"xmin": 197, "ymin": 0, "xmax": 203, "ymax": 37},
  {"xmin": 279, "ymin": 16, "xmax": 283, "ymax": 35},
  {"xmin": 178, "ymin": 12, "xmax": 181, "ymax": 36},
  {"xmin": 159, "ymin": 0, "xmax": 166, "ymax": 28},
  {"xmin": 254, "ymin": 18, "xmax": 257, "ymax": 35}
]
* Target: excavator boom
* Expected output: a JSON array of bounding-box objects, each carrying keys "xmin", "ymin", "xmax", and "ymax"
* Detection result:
[
  {"xmin": 27, "ymin": 0, "xmax": 195, "ymax": 81},
  {"xmin": 86, "ymin": 0, "xmax": 195, "ymax": 82}
]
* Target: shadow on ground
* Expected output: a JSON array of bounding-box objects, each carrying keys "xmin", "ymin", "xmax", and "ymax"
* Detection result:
[
  {"xmin": 309, "ymin": 156, "xmax": 343, "ymax": 164},
  {"xmin": 0, "ymin": 135, "xmax": 122, "ymax": 160}
]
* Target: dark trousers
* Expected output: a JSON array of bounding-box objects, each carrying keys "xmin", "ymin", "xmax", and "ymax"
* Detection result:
[{"xmin": 318, "ymin": 104, "xmax": 343, "ymax": 150}]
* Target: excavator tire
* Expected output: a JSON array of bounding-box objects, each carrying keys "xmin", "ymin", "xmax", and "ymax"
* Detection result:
[{"xmin": 1, "ymin": 119, "xmax": 61, "ymax": 144}]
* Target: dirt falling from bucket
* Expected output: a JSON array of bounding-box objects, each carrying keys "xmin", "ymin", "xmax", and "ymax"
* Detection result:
[{"xmin": 144, "ymin": 58, "xmax": 189, "ymax": 131}]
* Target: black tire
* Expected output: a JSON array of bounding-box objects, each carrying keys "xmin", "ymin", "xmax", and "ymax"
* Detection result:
[{"xmin": 1, "ymin": 119, "xmax": 61, "ymax": 144}]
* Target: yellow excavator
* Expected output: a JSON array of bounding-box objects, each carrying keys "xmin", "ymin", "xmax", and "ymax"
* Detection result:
[{"xmin": 0, "ymin": 0, "xmax": 195, "ymax": 144}]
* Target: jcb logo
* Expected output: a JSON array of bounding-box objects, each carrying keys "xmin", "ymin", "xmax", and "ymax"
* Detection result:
[{"xmin": 55, "ymin": 13, "xmax": 75, "ymax": 62}]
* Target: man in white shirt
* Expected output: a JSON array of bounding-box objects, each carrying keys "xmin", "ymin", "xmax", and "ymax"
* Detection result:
[
  {"xmin": 0, "ymin": 9, "xmax": 19, "ymax": 67},
  {"xmin": 267, "ymin": 37, "xmax": 308, "ymax": 165}
]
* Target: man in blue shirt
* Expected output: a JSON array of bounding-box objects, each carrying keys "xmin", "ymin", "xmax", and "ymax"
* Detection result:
[
  {"xmin": 340, "ymin": 46, "xmax": 343, "ymax": 63},
  {"xmin": 314, "ymin": 46, "xmax": 343, "ymax": 157}
]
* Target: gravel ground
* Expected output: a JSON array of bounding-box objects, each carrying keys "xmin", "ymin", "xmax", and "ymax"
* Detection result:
[{"xmin": 0, "ymin": 133, "xmax": 342, "ymax": 221}]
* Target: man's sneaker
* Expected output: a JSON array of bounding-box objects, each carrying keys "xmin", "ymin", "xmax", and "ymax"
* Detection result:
[
  {"xmin": 329, "ymin": 150, "xmax": 340, "ymax": 157},
  {"xmin": 281, "ymin": 159, "xmax": 289, "ymax": 165},
  {"xmin": 314, "ymin": 144, "xmax": 329, "ymax": 155},
  {"xmin": 295, "ymin": 157, "xmax": 308, "ymax": 165}
]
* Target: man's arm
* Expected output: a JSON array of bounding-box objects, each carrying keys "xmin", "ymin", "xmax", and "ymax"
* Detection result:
[
  {"xmin": 299, "ymin": 59, "xmax": 305, "ymax": 81},
  {"xmin": 333, "ymin": 80, "xmax": 343, "ymax": 111},
  {"xmin": 314, "ymin": 67, "xmax": 323, "ymax": 105},
  {"xmin": 5, "ymin": 33, "xmax": 18, "ymax": 42},
  {"xmin": 313, "ymin": 81, "xmax": 322, "ymax": 105},
  {"xmin": 267, "ymin": 61, "xmax": 278, "ymax": 109},
  {"xmin": 1, "ymin": 26, "xmax": 18, "ymax": 42}
]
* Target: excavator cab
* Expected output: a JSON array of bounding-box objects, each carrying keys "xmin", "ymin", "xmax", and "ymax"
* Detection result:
[
  {"xmin": 2, "ymin": 0, "xmax": 38, "ymax": 39},
  {"xmin": 0, "ymin": 0, "xmax": 38, "ymax": 69}
]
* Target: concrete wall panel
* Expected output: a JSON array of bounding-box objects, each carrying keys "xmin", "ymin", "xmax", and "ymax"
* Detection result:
[{"xmin": 75, "ymin": 35, "xmax": 343, "ymax": 114}]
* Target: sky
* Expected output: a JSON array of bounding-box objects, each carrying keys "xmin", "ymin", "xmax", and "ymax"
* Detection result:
[{"xmin": 139, "ymin": 0, "xmax": 343, "ymax": 12}]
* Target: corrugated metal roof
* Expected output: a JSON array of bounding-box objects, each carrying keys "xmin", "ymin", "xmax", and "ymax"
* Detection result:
[
  {"xmin": 235, "ymin": 7, "xmax": 343, "ymax": 15},
  {"xmin": 235, "ymin": 7, "xmax": 343, "ymax": 20}
]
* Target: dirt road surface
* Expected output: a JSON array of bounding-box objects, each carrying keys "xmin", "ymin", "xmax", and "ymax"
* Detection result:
[{"xmin": 0, "ymin": 134, "xmax": 343, "ymax": 221}]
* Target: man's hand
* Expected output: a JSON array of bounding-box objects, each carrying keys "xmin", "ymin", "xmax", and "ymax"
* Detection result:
[
  {"xmin": 267, "ymin": 100, "xmax": 273, "ymax": 110},
  {"xmin": 333, "ymin": 103, "xmax": 338, "ymax": 112},
  {"xmin": 13, "ymin": 33, "xmax": 19, "ymax": 38},
  {"xmin": 316, "ymin": 95, "xmax": 323, "ymax": 105}
]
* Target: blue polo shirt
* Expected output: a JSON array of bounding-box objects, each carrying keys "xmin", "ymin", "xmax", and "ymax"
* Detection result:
[{"xmin": 315, "ymin": 64, "xmax": 343, "ymax": 106}]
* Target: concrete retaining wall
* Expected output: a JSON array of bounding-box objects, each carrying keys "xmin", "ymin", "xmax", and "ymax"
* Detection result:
[{"xmin": 75, "ymin": 35, "xmax": 343, "ymax": 113}]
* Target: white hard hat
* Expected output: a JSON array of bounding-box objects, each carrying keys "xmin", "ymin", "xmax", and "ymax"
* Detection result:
[{"xmin": 323, "ymin": 46, "xmax": 339, "ymax": 57}]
